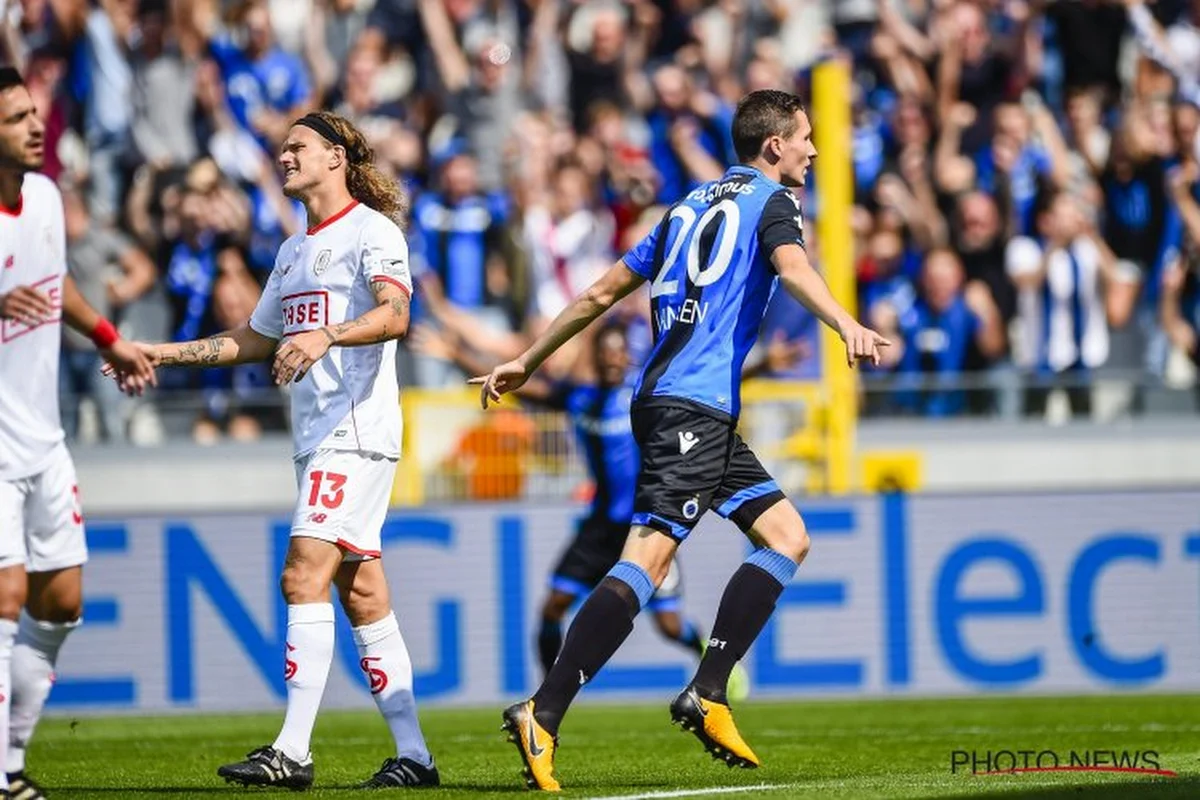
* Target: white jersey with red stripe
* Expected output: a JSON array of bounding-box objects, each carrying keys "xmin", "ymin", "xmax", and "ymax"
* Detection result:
[
  {"xmin": 0, "ymin": 173, "xmax": 67, "ymax": 481},
  {"xmin": 250, "ymin": 200, "xmax": 413, "ymax": 460}
]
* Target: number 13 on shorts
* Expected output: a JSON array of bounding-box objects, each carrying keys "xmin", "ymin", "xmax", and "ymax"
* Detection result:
[
  {"xmin": 307, "ymin": 470, "xmax": 347, "ymax": 509},
  {"xmin": 291, "ymin": 450, "xmax": 398, "ymax": 559}
]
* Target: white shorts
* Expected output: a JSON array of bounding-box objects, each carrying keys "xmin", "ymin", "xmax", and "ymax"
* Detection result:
[
  {"xmin": 291, "ymin": 449, "xmax": 398, "ymax": 561},
  {"xmin": 0, "ymin": 442, "xmax": 89, "ymax": 572}
]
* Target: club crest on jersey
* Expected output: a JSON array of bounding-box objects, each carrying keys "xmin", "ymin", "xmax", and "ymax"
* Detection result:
[
  {"xmin": 682, "ymin": 496, "xmax": 700, "ymax": 520},
  {"xmin": 313, "ymin": 249, "xmax": 332, "ymax": 276},
  {"xmin": 2, "ymin": 255, "xmax": 12, "ymax": 269}
]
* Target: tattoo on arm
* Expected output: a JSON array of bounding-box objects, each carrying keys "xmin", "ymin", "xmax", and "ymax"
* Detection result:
[
  {"xmin": 331, "ymin": 317, "xmax": 371, "ymax": 338},
  {"xmin": 160, "ymin": 336, "xmax": 226, "ymax": 366},
  {"xmin": 324, "ymin": 280, "xmax": 411, "ymax": 345}
]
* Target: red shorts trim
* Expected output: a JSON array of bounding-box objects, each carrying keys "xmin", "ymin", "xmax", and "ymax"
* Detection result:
[{"xmin": 336, "ymin": 538, "xmax": 382, "ymax": 558}]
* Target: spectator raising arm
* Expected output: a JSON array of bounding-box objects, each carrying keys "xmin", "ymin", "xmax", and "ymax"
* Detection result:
[{"xmin": 418, "ymin": 0, "xmax": 470, "ymax": 93}]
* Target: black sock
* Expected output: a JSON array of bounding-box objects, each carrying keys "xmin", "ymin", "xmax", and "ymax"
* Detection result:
[
  {"xmin": 536, "ymin": 617, "xmax": 563, "ymax": 676},
  {"xmin": 531, "ymin": 577, "xmax": 640, "ymax": 735},
  {"xmin": 691, "ymin": 564, "xmax": 784, "ymax": 704}
]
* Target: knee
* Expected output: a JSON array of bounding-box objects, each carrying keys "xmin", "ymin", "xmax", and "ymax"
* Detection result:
[
  {"xmin": 787, "ymin": 527, "xmax": 812, "ymax": 563},
  {"xmin": 768, "ymin": 523, "xmax": 810, "ymax": 565},
  {"xmin": 0, "ymin": 568, "xmax": 26, "ymax": 622},
  {"xmin": 38, "ymin": 602, "xmax": 82, "ymax": 623},
  {"xmin": 645, "ymin": 560, "xmax": 671, "ymax": 589},
  {"xmin": 280, "ymin": 563, "xmax": 327, "ymax": 605}
]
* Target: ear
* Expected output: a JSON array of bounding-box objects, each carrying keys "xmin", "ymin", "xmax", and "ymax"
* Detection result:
[
  {"xmin": 329, "ymin": 145, "xmax": 345, "ymax": 170},
  {"xmin": 765, "ymin": 135, "xmax": 782, "ymax": 163}
]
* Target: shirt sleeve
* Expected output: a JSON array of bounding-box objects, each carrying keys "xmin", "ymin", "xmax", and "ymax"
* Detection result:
[
  {"xmin": 621, "ymin": 214, "xmax": 664, "ymax": 279},
  {"xmin": 249, "ymin": 256, "xmax": 285, "ymax": 339},
  {"xmin": 360, "ymin": 216, "xmax": 414, "ymax": 296},
  {"xmin": 758, "ymin": 189, "xmax": 806, "ymax": 260}
]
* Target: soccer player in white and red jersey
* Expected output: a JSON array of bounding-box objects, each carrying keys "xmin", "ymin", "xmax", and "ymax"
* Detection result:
[
  {"xmin": 114, "ymin": 111, "xmax": 437, "ymax": 790},
  {"xmin": 0, "ymin": 66, "xmax": 156, "ymax": 800}
]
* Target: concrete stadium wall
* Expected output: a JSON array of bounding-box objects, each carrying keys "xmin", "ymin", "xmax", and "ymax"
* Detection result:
[{"xmin": 71, "ymin": 420, "xmax": 1200, "ymax": 515}]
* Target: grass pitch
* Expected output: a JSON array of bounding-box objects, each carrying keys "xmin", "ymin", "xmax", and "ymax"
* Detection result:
[{"xmin": 35, "ymin": 694, "xmax": 1200, "ymax": 799}]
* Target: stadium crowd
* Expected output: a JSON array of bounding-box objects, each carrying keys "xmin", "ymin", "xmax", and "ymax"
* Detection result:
[{"xmin": 4, "ymin": 0, "xmax": 1200, "ymax": 442}]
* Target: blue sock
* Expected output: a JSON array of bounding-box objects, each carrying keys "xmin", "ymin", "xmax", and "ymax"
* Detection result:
[
  {"xmin": 746, "ymin": 547, "xmax": 798, "ymax": 585},
  {"xmin": 606, "ymin": 561, "xmax": 655, "ymax": 609}
]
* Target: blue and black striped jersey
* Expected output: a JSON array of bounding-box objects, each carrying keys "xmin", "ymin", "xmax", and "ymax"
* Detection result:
[{"xmin": 623, "ymin": 165, "xmax": 806, "ymax": 419}]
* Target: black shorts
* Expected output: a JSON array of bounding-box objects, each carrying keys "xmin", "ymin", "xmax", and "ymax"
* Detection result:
[
  {"xmin": 630, "ymin": 399, "xmax": 786, "ymax": 540},
  {"xmin": 549, "ymin": 516, "xmax": 683, "ymax": 608}
]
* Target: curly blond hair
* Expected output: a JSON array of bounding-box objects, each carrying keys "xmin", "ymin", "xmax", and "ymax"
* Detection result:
[{"xmin": 305, "ymin": 111, "xmax": 408, "ymax": 224}]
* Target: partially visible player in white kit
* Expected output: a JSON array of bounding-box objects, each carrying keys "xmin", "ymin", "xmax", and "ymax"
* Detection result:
[
  {"xmin": 110, "ymin": 111, "xmax": 438, "ymax": 790},
  {"xmin": 0, "ymin": 67, "xmax": 156, "ymax": 800}
]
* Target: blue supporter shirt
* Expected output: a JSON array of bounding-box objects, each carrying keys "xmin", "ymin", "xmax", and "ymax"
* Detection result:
[
  {"xmin": 892, "ymin": 297, "xmax": 980, "ymax": 416},
  {"xmin": 164, "ymin": 235, "xmax": 219, "ymax": 342},
  {"xmin": 246, "ymin": 186, "xmax": 304, "ymax": 278},
  {"xmin": 622, "ymin": 165, "xmax": 806, "ymax": 419},
  {"xmin": 409, "ymin": 191, "xmax": 508, "ymax": 310},
  {"xmin": 209, "ymin": 36, "xmax": 310, "ymax": 148},
  {"xmin": 546, "ymin": 382, "xmax": 638, "ymax": 524},
  {"xmin": 976, "ymin": 144, "xmax": 1053, "ymax": 236},
  {"xmin": 647, "ymin": 107, "xmax": 737, "ymax": 205}
]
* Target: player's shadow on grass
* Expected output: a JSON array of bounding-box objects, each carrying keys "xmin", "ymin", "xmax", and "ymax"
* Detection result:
[{"xmin": 940, "ymin": 776, "xmax": 1200, "ymax": 799}]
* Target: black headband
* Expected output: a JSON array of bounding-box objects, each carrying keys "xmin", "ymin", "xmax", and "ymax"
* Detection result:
[
  {"xmin": 294, "ymin": 114, "xmax": 366, "ymax": 164},
  {"xmin": 0, "ymin": 66, "xmax": 24, "ymax": 93}
]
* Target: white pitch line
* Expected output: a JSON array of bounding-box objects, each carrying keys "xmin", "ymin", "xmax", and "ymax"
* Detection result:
[{"xmin": 582, "ymin": 783, "xmax": 795, "ymax": 800}]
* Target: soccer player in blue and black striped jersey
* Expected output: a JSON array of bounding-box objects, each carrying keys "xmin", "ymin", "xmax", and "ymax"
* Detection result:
[{"xmin": 474, "ymin": 90, "xmax": 889, "ymax": 791}]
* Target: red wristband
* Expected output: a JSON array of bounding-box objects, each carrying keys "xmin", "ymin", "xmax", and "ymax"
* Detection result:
[{"xmin": 90, "ymin": 318, "xmax": 120, "ymax": 350}]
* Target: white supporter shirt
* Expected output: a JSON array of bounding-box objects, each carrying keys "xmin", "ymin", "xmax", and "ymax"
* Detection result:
[
  {"xmin": 0, "ymin": 173, "xmax": 67, "ymax": 481},
  {"xmin": 250, "ymin": 201, "xmax": 412, "ymax": 459}
]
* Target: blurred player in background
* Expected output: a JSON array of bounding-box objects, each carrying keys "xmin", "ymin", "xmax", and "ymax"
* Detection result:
[
  {"xmin": 109, "ymin": 111, "xmax": 437, "ymax": 790},
  {"xmin": 417, "ymin": 322, "xmax": 767, "ymax": 698},
  {"xmin": 420, "ymin": 314, "xmax": 800, "ymax": 693},
  {"xmin": 474, "ymin": 90, "xmax": 888, "ymax": 791},
  {"xmin": 0, "ymin": 66, "xmax": 156, "ymax": 800}
]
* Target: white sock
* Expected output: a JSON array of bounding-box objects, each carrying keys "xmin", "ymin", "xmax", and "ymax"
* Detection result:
[
  {"xmin": 272, "ymin": 603, "xmax": 335, "ymax": 763},
  {"xmin": 0, "ymin": 618, "xmax": 18, "ymax": 790},
  {"xmin": 353, "ymin": 611, "xmax": 431, "ymax": 766},
  {"xmin": 8, "ymin": 610, "xmax": 78, "ymax": 774}
]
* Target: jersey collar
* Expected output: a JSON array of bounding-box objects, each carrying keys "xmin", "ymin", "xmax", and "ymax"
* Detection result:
[{"xmin": 306, "ymin": 199, "xmax": 359, "ymax": 235}]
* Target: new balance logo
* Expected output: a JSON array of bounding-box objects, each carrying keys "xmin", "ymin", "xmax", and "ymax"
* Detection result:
[{"xmin": 678, "ymin": 431, "xmax": 699, "ymax": 455}]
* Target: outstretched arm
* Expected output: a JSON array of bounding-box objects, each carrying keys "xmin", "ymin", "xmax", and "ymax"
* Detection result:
[
  {"xmin": 470, "ymin": 262, "xmax": 645, "ymax": 407},
  {"xmin": 61, "ymin": 275, "xmax": 157, "ymax": 392},
  {"xmin": 771, "ymin": 244, "xmax": 890, "ymax": 367},
  {"xmin": 150, "ymin": 324, "xmax": 279, "ymax": 367}
]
